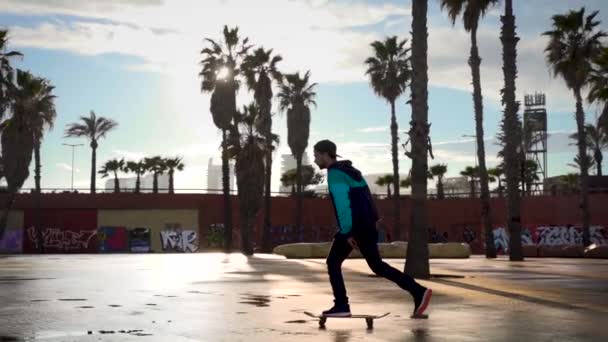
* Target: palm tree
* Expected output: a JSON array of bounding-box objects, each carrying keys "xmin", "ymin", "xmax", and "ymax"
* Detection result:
[
  {"xmin": 560, "ymin": 173, "xmax": 579, "ymax": 193},
  {"xmin": 99, "ymin": 158, "xmax": 125, "ymax": 193},
  {"xmin": 242, "ymin": 47, "xmax": 283, "ymax": 252},
  {"xmin": 280, "ymin": 169, "xmax": 298, "ymax": 195},
  {"xmin": 230, "ymin": 103, "xmax": 267, "ymax": 255},
  {"xmin": 543, "ymin": 7, "xmax": 606, "ymax": 246},
  {"xmin": 143, "ymin": 156, "xmax": 167, "ymax": 193},
  {"xmin": 405, "ymin": 0, "xmax": 432, "ymax": 278},
  {"xmin": 13, "ymin": 71, "xmax": 56, "ymax": 251},
  {"xmin": 64, "ymin": 110, "xmax": 118, "ymax": 194},
  {"xmin": 430, "ymin": 164, "xmax": 448, "ymax": 199},
  {"xmin": 460, "ymin": 166, "xmax": 478, "ymax": 198},
  {"xmin": 569, "ymin": 122, "xmax": 608, "ymax": 176},
  {"xmin": 200, "ymin": 25, "xmax": 252, "ymax": 252},
  {"xmin": 375, "ymin": 174, "xmax": 394, "ymax": 198},
  {"xmin": 364, "ymin": 36, "xmax": 411, "ymax": 241},
  {"xmin": 400, "ymin": 176, "xmax": 411, "ymax": 190},
  {"xmin": 488, "ymin": 166, "xmax": 504, "ymax": 196},
  {"xmin": 278, "ymin": 71, "xmax": 317, "ymax": 230},
  {"xmin": 125, "ymin": 160, "xmax": 147, "ymax": 193},
  {"xmin": 441, "ymin": 0, "xmax": 499, "ymax": 258},
  {"xmin": 0, "ymin": 29, "xmax": 22, "ymax": 119},
  {"xmin": 165, "ymin": 156, "xmax": 185, "ymax": 194}
]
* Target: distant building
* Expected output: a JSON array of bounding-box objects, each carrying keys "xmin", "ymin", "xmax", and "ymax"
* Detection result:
[{"xmin": 206, "ymin": 157, "xmax": 236, "ymax": 194}]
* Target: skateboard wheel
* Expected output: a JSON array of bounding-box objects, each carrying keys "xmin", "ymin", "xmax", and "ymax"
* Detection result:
[{"xmin": 366, "ymin": 318, "xmax": 373, "ymax": 329}]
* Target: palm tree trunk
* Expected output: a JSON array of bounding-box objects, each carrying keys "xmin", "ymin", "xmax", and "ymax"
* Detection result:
[
  {"xmin": 262, "ymin": 147, "xmax": 272, "ymax": 253},
  {"xmin": 135, "ymin": 173, "xmax": 140, "ymax": 193},
  {"xmin": 153, "ymin": 173, "xmax": 158, "ymax": 193},
  {"xmin": 469, "ymin": 26, "xmax": 496, "ymax": 258},
  {"xmin": 469, "ymin": 179, "xmax": 475, "ymax": 198},
  {"xmin": 0, "ymin": 190, "xmax": 17, "ymax": 242},
  {"xmin": 501, "ymin": 0, "xmax": 523, "ymax": 261},
  {"xmin": 112, "ymin": 171, "xmax": 118, "ymax": 193},
  {"xmin": 595, "ymin": 149, "xmax": 602, "ymax": 176},
  {"xmin": 240, "ymin": 212, "xmax": 253, "ymax": 256},
  {"xmin": 295, "ymin": 155, "xmax": 303, "ymax": 230},
  {"xmin": 389, "ymin": 100, "xmax": 401, "ymax": 241},
  {"xmin": 34, "ymin": 140, "xmax": 44, "ymax": 253},
  {"xmin": 437, "ymin": 178, "xmax": 444, "ymax": 199},
  {"xmin": 90, "ymin": 141, "xmax": 97, "ymax": 194},
  {"xmin": 169, "ymin": 170, "xmax": 174, "ymax": 194},
  {"xmin": 405, "ymin": 0, "xmax": 430, "ymax": 279},
  {"xmin": 387, "ymin": 184, "xmax": 391, "ymax": 199},
  {"xmin": 222, "ymin": 129, "xmax": 233, "ymax": 252},
  {"xmin": 575, "ymin": 88, "xmax": 591, "ymax": 246}
]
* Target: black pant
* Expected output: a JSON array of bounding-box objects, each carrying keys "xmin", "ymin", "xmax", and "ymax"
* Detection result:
[{"xmin": 326, "ymin": 230, "xmax": 424, "ymax": 306}]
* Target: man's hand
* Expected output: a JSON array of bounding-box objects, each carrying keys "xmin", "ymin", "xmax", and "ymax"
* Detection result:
[{"xmin": 347, "ymin": 237, "xmax": 358, "ymax": 249}]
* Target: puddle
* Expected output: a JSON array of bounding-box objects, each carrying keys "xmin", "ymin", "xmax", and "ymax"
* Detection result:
[
  {"xmin": 30, "ymin": 299, "xmax": 51, "ymax": 302},
  {"xmin": 58, "ymin": 298, "xmax": 87, "ymax": 301},
  {"xmin": 109, "ymin": 304, "xmax": 122, "ymax": 307},
  {"xmin": 146, "ymin": 303, "xmax": 157, "ymax": 306},
  {"xmin": 76, "ymin": 306, "xmax": 94, "ymax": 309},
  {"xmin": 239, "ymin": 294, "xmax": 271, "ymax": 307}
]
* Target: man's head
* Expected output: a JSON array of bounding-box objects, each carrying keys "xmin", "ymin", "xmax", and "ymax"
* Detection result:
[{"xmin": 314, "ymin": 139, "xmax": 340, "ymax": 169}]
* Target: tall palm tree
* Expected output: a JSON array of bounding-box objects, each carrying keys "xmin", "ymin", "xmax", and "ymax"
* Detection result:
[
  {"xmin": 230, "ymin": 103, "xmax": 267, "ymax": 255},
  {"xmin": 543, "ymin": 7, "xmax": 606, "ymax": 246},
  {"xmin": 278, "ymin": 71, "xmax": 317, "ymax": 230},
  {"xmin": 0, "ymin": 29, "xmax": 22, "ymax": 119},
  {"xmin": 200, "ymin": 25, "xmax": 252, "ymax": 252},
  {"xmin": 406, "ymin": 0, "xmax": 432, "ymax": 278},
  {"xmin": 375, "ymin": 174, "xmax": 394, "ymax": 199},
  {"xmin": 99, "ymin": 158, "xmax": 125, "ymax": 193},
  {"xmin": 460, "ymin": 166, "xmax": 478, "ymax": 198},
  {"xmin": 14, "ymin": 71, "xmax": 56, "ymax": 251},
  {"xmin": 64, "ymin": 110, "xmax": 118, "ymax": 194},
  {"xmin": 143, "ymin": 156, "xmax": 167, "ymax": 193},
  {"xmin": 589, "ymin": 47, "xmax": 608, "ymax": 133},
  {"xmin": 430, "ymin": 164, "xmax": 448, "ymax": 199},
  {"xmin": 125, "ymin": 160, "xmax": 147, "ymax": 193},
  {"xmin": 441, "ymin": 0, "xmax": 499, "ymax": 258},
  {"xmin": 364, "ymin": 36, "xmax": 411, "ymax": 241},
  {"xmin": 242, "ymin": 47, "xmax": 283, "ymax": 252},
  {"xmin": 165, "ymin": 156, "xmax": 185, "ymax": 194}
]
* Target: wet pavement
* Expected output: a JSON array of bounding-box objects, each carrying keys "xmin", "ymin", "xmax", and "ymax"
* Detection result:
[{"xmin": 1, "ymin": 253, "xmax": 607, "ymax": 341}]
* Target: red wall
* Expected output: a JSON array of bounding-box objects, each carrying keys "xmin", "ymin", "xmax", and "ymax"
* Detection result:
[{"xmin": 7, "ymin": 193, "xmax": 608, "ymax": 252}]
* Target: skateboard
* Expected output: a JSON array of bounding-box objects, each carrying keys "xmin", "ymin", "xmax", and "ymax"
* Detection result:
[{"xmin": 303, "ymin": 311, "xmax": 390, "ymax": 329}]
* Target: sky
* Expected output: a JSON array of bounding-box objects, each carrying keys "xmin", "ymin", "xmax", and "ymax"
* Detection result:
[{"xmin": 1, "ymin": 0, "xmax": 607, "ymax": 193}]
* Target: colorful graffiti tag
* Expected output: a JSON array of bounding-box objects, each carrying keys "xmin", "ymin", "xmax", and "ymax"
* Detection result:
[
  {"xmin": 98, "ymin": 227, "xmax": 129, "ymax": 253},
  {"xmin": 160, "ymin": 229, "xmax": 199, "ymax": 252},
  {"xmin": 25, "ymin": 226, "xmax": 97, "ymax": 253},
  {"xmin": 492, "ymin": 225, "xmax": 608, "ymax": 253},
  {"xmin": 129, "ymin": 228, "xmax": 151, "ymax": 252},
  {"xmin": 0, "ymin": 229, "xmax": 23, "ymax": 253}
]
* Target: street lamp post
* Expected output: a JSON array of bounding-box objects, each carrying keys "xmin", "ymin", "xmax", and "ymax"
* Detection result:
[
  {"xmin": 62, "ymin": 143, "xmax": 83, "ymax": 191},
  {"xmin": 462, "ymin": 134, "xmax": 478, "ymax": 168}
]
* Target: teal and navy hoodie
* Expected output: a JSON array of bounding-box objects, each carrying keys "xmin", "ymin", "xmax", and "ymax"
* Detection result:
[{"xmin": 327, "ymin": 160, "xmax": 380, "ymax": 238}]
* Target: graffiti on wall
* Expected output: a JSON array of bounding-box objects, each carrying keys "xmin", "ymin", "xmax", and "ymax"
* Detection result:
[
  {"xmin": 25, "ymin": 226, "xmax": 97, "ymax": 253},
  {"xmin": 98, "ymin": 227, "xmax": 129, "ymax": 252},
  {"xmin": 160, "ymin": 229, "xmax": 199, "ymax": 252},
  {"xmin": 536, "ymin": 225, "xmax": 608, "ymax": 246},
  {"xmin": 491, "ymin": 225, "xmax": 608, "ymax": 253},
  {"xmin": 129, "ymin": 228, "xmax": 151, "ymax": 252},
  {"xmin": 208, "ymin": 223, "xmax": 225, "ymax": 248},
  {"xmin": 0, "ymin": 229, "xmax": 23, "ymax": 253}
]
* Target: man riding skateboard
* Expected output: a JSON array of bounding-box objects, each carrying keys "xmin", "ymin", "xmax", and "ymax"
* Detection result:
[{"xmin": 313, "ymin": 139, "xmax": 432, "ymax": 318}]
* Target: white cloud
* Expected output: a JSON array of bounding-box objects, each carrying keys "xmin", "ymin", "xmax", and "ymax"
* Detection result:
[
  {"xmin": 112, "ymin": 149, "xmax": 145, "ymax": 161},
  {"xmin": 55, "ymin": 162, "xmax": 80, "ymax": 172},
  {"xmin": 358, "ymin": 126, "xmax": 388, "ymax": 133}
]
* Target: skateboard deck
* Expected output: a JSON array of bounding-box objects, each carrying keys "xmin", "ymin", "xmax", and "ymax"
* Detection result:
[{"xmin": 303, "ymin": 311, "xmax": 390, "ymax": 329}]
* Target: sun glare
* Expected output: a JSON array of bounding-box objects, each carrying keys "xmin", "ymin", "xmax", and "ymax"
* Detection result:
[{"xmin": 217, "ymin": 66, "xmax": 230, "ymax": 80}]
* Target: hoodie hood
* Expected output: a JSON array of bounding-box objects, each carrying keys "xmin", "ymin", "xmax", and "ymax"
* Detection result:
[{"xmin": 328, "ymin": 160, "xmax": 364, "ymax": 182}]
